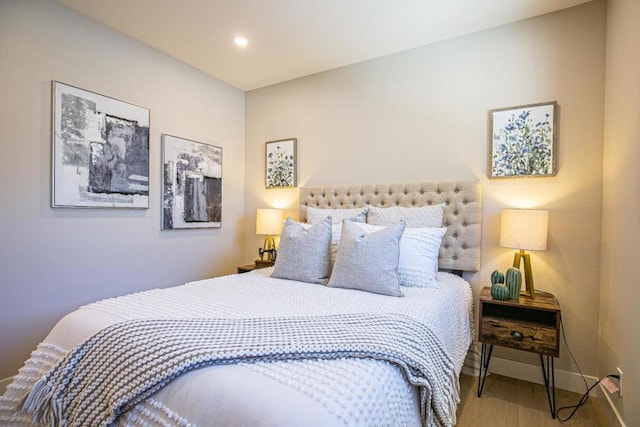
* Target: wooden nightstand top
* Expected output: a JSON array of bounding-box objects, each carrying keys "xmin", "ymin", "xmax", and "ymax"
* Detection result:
[
  {"xmin": 479, "ymin": 287, "xmax": 560, "ymax": 312},
  {"xmin": 237, "ymin": 264, "xmax": 256, "ymax": 273},
  {"xmin": 237, "ymin": 260, "xmax": 275, "ymax": 274},
  {"xmin": 254, "ymin": 259, "xmax": 275, "ymax": 269}
]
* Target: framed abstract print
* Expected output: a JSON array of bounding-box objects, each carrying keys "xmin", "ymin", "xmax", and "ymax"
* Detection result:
[
  {"xmin": 162, "ymin": 134, "xmax": 222, "ymax": 229},
  {"xmin": 51, "ymin": 81, "xmax": 150, "ymax": 208}
]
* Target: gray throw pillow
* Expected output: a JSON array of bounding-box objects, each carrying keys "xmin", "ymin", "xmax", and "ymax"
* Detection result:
[
  {"xmin": 271, "ymin": 216, "xmax": 332, "ymax": 284},
  {"xmin": 327, "ymin": 220, "xmax": 405, "ymax": 297}
]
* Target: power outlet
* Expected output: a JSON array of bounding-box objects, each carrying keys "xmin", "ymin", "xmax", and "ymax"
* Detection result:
[{"xmin": 617, "ymin": 367, "xmax": 623, "ymax": 397}]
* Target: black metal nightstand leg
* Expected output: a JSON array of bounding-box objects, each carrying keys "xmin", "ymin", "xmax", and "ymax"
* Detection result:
[
  {"xmin": 477, "ymin": 342, "xmax": 494, "ymax": 397},
  {"xmin": 540, "ymin": 355, "xmax": 556, "ymax": 418}
]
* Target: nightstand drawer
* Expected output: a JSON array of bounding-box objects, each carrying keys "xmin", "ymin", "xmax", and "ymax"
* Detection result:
[{"xmin": 481, "ymin": 317, "xmax": 558, "ymax": 356}]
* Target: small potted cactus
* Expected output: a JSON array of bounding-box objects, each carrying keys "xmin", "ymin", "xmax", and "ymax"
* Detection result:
[
  {"xmin": 505, "ymin": 267, "xmax": 522, "ymax": 299},
  {"xmin": 490, "ymin": 270, "xmax": 509, "ymax": 300},
  {"xmin": 490, "ymin": 268, "xmax": 522, "ymax": 300}
]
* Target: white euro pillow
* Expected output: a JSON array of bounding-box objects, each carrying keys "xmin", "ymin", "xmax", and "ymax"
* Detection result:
[
  {"xmin": 366, "ymin": 204, "xmax": 444, "ymax": 228},
  {"xmin": 306, "ymin": 206, "xmax": 368, "ymax": 224}
]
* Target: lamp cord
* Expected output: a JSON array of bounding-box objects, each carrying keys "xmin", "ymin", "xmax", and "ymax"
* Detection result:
[
  {"xmin": 536, "ymin": 290, "xmax": 617, "ymax": 422},
  {"xmin": 556, "ymin": 374, "xmax": 619, "ymax": 422}
]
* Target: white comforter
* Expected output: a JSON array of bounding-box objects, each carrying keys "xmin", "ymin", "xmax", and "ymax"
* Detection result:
[{"xmin": 0, "ymin": 269, "xmax": 473, "ymax": 427}]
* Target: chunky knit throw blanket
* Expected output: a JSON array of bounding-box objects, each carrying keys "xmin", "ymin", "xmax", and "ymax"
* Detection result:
[{"xmin": 21, "ymin": 313, "xmax": 458, "ymax": 427}]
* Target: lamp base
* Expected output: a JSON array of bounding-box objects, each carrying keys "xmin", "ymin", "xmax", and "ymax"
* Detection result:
[
  {"xmin": 260, "ymin": 235, "xmax": 277, "ymax": 262},
  {"xmin": 513, "ymin": 250, "xmax": 535, "ymax": 299}
]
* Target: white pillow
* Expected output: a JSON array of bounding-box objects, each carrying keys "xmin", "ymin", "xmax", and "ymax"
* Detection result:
[
  {"xmin": 356, "ymin": 223, "xmax": 446, "ymax": 287},
  {"xmin": 306, "ymin": 206, "xmax": 368, "ymax": 224},
  {"xmin": 366, "ymin": 204, "xmax": 444, "ymax": 228}
]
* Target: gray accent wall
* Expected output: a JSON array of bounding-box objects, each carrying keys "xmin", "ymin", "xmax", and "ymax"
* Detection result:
[{"xmin": 0, "ymin": 0, "xmax": 246, "ymax": 380}]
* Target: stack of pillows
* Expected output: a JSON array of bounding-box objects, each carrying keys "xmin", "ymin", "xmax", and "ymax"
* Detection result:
[{"xmin": 271, "ymin": 205, "xmax": 447, "ymax": 297}]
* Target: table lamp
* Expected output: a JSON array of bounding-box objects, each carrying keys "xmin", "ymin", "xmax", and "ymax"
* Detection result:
[
  {"xmin": 500, "ymin": 209, "xmax": 549, "ymax": 299},
  {"xmin": 256, "ymin": 208, "xmax": 283, "ymax": 262}
]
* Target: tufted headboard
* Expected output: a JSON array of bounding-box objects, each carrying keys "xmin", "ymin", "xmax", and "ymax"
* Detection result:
[{"xmin": 299, "ymin": 181, "xmax": 482, "ymax": 273}]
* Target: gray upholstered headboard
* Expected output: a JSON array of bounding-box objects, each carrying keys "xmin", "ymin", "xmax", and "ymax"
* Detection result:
[{"xmin": 299, "ymin": 181, "xmax": 482, "ymax": 272}]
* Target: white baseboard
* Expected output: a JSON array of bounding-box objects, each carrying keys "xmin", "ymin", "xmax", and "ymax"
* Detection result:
[
  {"xmin": 597, "ymin": 382, "xmax": 627, "ymax": 427},
  {"xmin": 486, "ymin": 356, "xmax": 598, "ymax": 395}
]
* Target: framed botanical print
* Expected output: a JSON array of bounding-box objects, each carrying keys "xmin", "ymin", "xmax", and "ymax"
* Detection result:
[
  {"xmin": 488, "ymin": 101, "xmax": 558, "ymax": 178},
  {"xmin": 51, "ymin": 81, "xmax": 150, "ymax": 208},
  {"xmin": 265, "ymin": 138, "xmax": 297, "ymax": 188}
]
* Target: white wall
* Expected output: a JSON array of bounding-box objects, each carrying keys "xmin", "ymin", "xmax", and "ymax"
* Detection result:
[
  {"xmin": 600, "ymin": 0, "xmax": 640, "ymax": 424},
  {"xmin": 245, "ymin": 1, "xmax": 606, "ymax": 376},
  {"xmin": 0, "ymin": 0, "xmax": 245, "ymax": 380},
  {"xmin": 3, "ymin": 3, "xmax": 627, "ymax": 420}
]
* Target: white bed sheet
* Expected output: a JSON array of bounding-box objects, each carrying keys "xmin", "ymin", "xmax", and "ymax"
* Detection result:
[{"xmin": 0, "ymin": 269, "xmax": 473, "ymax": 427}]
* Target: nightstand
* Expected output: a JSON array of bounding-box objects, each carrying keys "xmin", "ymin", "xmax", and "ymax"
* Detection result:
[
  {"xmin": 237, "ymin": 260, "xmax": 274, "ymax": 274},
  {"xmin": 237, "ymin": 264, "xmax": 256, "ymax": 274},
  {"xmin": 477, "ymin": 287, "xmax": 561, "ymax": 418}
]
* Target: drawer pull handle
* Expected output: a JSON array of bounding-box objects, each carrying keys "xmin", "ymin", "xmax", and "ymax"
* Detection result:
[{"xmin": 511, "ymin": 330, "xmax": 524, "ymax": 341}]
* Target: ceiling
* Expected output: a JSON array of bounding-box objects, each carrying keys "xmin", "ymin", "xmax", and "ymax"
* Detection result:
[{"xmin": 57, "ymin": 0, "xmax": 592, "ymax": 91}]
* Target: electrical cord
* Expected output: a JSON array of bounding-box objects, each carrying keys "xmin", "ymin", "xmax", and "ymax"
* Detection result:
[
  {"xmin": 541, "ymin": 292, "xmax": 619, "ymax": 422},
  {"xmin": 536, "ymin": 290, "xmax": 589, "ymax": 389},
  {"xmin": 556, "ymin": 374, "xmax": 619, "ymax": 422},
  {"xmin": 560, "ymin": 315, "xmax": 589, "ymax": 392}
]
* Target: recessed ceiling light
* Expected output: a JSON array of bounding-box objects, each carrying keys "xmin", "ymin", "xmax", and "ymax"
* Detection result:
[{"xmin": 234, "ymin": 36, "xmax": 248, "ymax": 47}]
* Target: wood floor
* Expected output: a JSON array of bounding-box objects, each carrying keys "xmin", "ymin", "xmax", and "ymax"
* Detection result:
[
  {"xmin": 456, "ymin": 374, "xmax": 616, "ymax": 426},
  {"xmin": 0, "ymin": 373, "xmax": 618, "ymax": 425}
]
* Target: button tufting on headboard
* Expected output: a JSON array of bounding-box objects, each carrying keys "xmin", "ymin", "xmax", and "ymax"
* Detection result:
[{"xmin": 299, "ymin": 181, "xmax": 482, "ymax": 272}]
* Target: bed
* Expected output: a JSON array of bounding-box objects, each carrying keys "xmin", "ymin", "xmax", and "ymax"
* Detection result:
[{"xmin": 0, "ymin": 180, "xmax": 482, "ymax": 427}]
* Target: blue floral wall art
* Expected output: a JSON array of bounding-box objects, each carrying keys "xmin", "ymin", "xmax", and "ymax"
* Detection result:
[{"xmin": 489, "ymin": 101, "xmax": 558, "ymax": 178}]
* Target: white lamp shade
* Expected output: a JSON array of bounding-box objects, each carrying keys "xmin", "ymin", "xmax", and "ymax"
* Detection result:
[
  {"xmin": 500, "ymin": 209, "xmax": 549, "ymax": 251},
  {"xmin": 256, "ymin": 208, "xmax": 283, "ymax": 235}
]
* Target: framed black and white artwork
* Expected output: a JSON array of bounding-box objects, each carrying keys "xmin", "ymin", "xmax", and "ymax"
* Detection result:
[
  {"xmin": 162, "ymin": 134, "xmax": 222, "ymax": 229},
  {"xmin": 51, "ymin": 81, "xmax": 150, "ymax": 208},
  {"xmin": 265, "ymin": 138, "xmax": 297, "ymax": 188}
]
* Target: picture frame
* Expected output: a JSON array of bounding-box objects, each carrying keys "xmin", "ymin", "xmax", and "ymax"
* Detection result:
[
  {"xmin": 265, "ymin": 138, "xmax": 297, "ymax": 189},
  {"xmin": 162, "ymin": 134, "xmax": 223, "ymax": 229},
  {"xmin": 51, "ymin": 81, "xmax": 150, "ymax": 208},
  {"xmin": 488, "ymin": 101, "xmax": 558, "ymax": 179}
]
